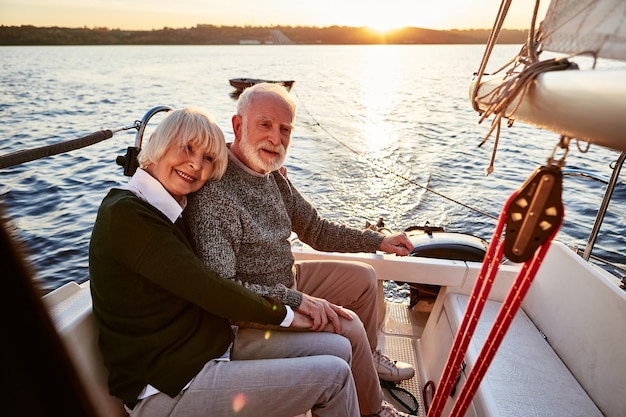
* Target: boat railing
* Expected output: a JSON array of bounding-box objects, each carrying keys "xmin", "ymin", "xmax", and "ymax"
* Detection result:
[
  {"xmin": 0, "ymin": 105, "xmax": 174, "ymax": 173},
  {"xmin": 116, "ymin": 105, "xmax": 174, "ymax": 177},
  {"xmin": 566, "ymin": 151, "xmax": 626, "ymax": 280},
  {"xmin": 133, "ymin": 105, "xmax": 174, "ymax": 148},
  {"xmin": 561, "ymin": 169, "xmax": 610, "ymax": 184}
]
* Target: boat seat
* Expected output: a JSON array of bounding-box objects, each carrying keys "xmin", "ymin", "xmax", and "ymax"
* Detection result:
[
  {"xmin": 431, "ymin": 239, "xmax": 626, "ymax": 417},
  {"xmin": 444, "ymin": 292, "xmax": 602, "ymax": 417},
  {"xmin": 44, "ymin": 281, "xmax": 311, "ymax": 417},
  {"xmin": 520, "ymin": 241, "xmax": 626, "ymax": 417},
  {"xmin": 43, "ymin": 281, "xmax": 127, "ymax": 417}
]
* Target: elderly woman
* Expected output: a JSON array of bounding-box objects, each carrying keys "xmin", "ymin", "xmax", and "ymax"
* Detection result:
[{"xmin": 89, "ymin": 106, "xmax": 358, "ymax": 417}]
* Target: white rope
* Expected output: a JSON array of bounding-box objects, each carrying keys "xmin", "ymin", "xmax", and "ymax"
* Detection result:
[
  {"xmin": 471, "ymin": 0, "xmax": 514, "ymax": 112},
  {"xmin": 472, "ymin": 0, "xmax": 586, "ymax": 175}
]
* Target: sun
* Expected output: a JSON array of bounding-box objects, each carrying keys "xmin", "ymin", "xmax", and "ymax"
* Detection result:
[
  {"xmin": 333, "ymin": 3, "xmax": 412, "ymax": 34},
  {"xmin": 365, "ymin": 22, "xmax": 405, "ymax": 35},
  {"xmin": 358, "ymin": 7, "xmax": 411, "ymax": 34}
]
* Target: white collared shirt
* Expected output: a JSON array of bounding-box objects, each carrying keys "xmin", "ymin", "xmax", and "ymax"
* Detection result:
[{"xmin": 121, "ymin": 168, "xmax": 185, "ymax": 222}]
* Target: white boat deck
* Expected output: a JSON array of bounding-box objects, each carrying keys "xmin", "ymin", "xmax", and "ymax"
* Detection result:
[{"xmin": 44, "ymin": 241, "xmax": 626, "ymax": 416}]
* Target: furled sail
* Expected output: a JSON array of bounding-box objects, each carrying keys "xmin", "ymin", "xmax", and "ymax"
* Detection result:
[
  {"xmin": 539, "ymin": 0, "xmax": 626, "ymax": 62},
  {"xmin": 470, "ymin": 0, "xmax": 626, "ymax": 158}
]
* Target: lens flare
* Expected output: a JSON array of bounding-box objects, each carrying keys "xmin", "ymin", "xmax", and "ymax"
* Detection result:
[{"xmin": 232, "ymin": 392, "xmax": 246, "ymax": 413}]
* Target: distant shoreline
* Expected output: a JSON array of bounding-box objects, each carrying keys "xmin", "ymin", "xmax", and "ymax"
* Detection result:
[{"xmin": 0, "ymin": 25, "xmax": 528, "ymax": 46}]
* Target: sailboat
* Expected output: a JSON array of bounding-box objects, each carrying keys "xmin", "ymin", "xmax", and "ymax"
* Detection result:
[
  {"xmin": 3, "ymin": 0, "xmax": 625, "ymax": 416},
  {"xmin": 299, "ymin": 1, "xmax": 626, "ymax": 416}
]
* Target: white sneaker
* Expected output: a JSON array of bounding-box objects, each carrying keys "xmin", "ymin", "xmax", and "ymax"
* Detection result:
[
  {"xmin": 373, "ymin": 349, "xmax": 415, "ymax": 382},
  {"xmin": 376, "ymin": 400, "xmax": 411, "ymax": 417}
]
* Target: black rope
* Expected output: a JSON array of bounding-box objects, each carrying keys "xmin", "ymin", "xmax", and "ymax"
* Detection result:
[
  {"xmin": 0, "ymin": 129, "xmax": 114, "ymax": 169},
  {"xmin": 380, "ymin": 379, "xmax": 419, "ymax": 415}
]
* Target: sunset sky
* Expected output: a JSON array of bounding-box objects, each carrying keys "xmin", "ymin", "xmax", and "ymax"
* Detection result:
[{"xmin": 0, "ymin": 0, "xmax": 548, "ymax": 31}]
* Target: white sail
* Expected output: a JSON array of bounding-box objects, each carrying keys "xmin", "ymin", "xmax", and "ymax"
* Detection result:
[{"xmin": 540, "ymin": 0, "xmax": 626, "ymax": 62}]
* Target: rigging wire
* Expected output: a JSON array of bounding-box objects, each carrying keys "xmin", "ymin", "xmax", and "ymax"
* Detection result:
[
  {"xmin": 471, "ymin": 0, "xmax": 514, "ymax": 113},
  {"xmin": 472, "ymin": 0, "xmax": 589, "ymax": 175},
  {"xmin": 292, "ymin": 89, "xmax": 499, "ymax": 221}
]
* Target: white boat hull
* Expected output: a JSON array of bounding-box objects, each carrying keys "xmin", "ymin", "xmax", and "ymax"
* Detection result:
[{"xmin": 295, "ymin": 242, "xmax": 626, "ymax": 417}]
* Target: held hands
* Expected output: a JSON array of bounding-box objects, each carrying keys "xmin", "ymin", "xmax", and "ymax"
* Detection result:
[
  {"xmin": 294, "ymin": 293, "xmax": 353, "ymax": 333},
  {"xmin": 380, "ymin": 232, "xmax": 414, "ymax": 256},
  {"xmin": 290, "ymin": 310, "xmax": 315, "ymax": 329}
]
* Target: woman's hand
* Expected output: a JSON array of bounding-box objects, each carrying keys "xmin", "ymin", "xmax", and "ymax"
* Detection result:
[{"xmin": 296, "ymin": 293, "xmax": 353, "ymax": 333}]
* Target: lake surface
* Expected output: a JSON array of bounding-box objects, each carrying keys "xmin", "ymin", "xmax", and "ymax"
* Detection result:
[{"xmin": 1, "ymin": 44, "xmax": 624, "ymax": 296}]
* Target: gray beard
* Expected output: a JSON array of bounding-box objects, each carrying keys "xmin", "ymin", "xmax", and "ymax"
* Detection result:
[{"xmin": 238, "ymin": 133, "xmax": 286, "ymax": 173}]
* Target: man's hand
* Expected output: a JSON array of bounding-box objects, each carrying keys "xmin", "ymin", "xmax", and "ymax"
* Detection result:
[
  {"xmin": 296, "ymin": 293, "xmax": 353, "ymax": 333},
  {"xmin": 380, "ymin": 232, "xmax": 414, "ymax": 256}
]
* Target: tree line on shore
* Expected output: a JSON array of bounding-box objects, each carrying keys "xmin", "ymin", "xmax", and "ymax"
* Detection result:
[{"xmin": 0, "ymin": 24, "xmax": 528, "ymax": 45}]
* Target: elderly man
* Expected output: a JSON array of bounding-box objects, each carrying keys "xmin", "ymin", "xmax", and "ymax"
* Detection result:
[{"xmin": 185, "ymin": 83, "xmax": 415, "ymax": 417}]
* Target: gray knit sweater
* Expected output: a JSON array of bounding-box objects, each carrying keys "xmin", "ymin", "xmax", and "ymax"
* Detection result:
[{"xmin": 185, "ymin": 151, "xmax": 384, "ymax": 308}]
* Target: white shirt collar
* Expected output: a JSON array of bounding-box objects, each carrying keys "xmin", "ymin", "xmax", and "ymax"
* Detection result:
[{"xmin": 120, "ymin": 168, "xmax": 184, "ymax": 223}]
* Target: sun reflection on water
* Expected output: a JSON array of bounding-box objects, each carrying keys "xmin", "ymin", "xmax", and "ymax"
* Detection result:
[{"xmin": 353, "ymin": 47, "xmax": 404, "ymax": 155}]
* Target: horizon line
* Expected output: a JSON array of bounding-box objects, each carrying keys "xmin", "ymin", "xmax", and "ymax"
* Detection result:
[{"xmin": 2, "ymin": 23, "xmax": 528, "ymax": 33}]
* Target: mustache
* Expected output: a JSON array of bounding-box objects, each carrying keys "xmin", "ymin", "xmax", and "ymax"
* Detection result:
[{"xmin": 257, "ymin": 142, "xmax": 285, "ymax": 155}]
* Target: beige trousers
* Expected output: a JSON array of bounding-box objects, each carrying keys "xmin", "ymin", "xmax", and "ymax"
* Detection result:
[
  {"xmin": 235, "ymin": 260, "xmax": 383, "ymax": 415},
  {"xmin": 295, "ymin": 260, "xmax": 382, "ymax": 416}
]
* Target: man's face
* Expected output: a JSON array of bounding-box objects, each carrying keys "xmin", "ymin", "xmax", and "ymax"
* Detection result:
[{"xmin": 232, "ymin": 92, "xmax": 294, "ymax": 174}]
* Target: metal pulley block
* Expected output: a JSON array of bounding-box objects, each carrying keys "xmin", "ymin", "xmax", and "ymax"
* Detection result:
[{"xmin": 504, "ymin": 165, "xmax": 564, "ymax": 263}]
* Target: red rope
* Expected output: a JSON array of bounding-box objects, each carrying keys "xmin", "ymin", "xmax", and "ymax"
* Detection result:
[
  {"xmin": 426, "ymin": 190, "xmax": 517, "ymax": 417},
  {"xmin": 426, "ymin": 165, "xmax": 563, "ymax": 417},
  {"xmin": 449, "ymin": 220, "xmax": 561, "ymax": 416}
]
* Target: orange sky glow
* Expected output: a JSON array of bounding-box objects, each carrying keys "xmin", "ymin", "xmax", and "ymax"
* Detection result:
[{"xmin": 0, "ymin": 0, "xmax": 549, "ymax": 31}]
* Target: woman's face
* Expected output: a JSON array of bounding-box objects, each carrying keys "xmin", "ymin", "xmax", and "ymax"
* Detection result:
[{"xmin": 147, "ymin": 141, "xmax": 215, "ymax": 204}]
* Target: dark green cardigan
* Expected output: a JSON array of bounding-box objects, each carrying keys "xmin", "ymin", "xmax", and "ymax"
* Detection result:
[{"xmin": 89, "ymin": 189, "xmax": 287, "ymax": 406}]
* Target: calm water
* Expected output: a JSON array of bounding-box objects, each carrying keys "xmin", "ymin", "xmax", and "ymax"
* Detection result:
[{"xmin": 1, "ymin": 44, "xmax": 624, "ymax": 295}]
